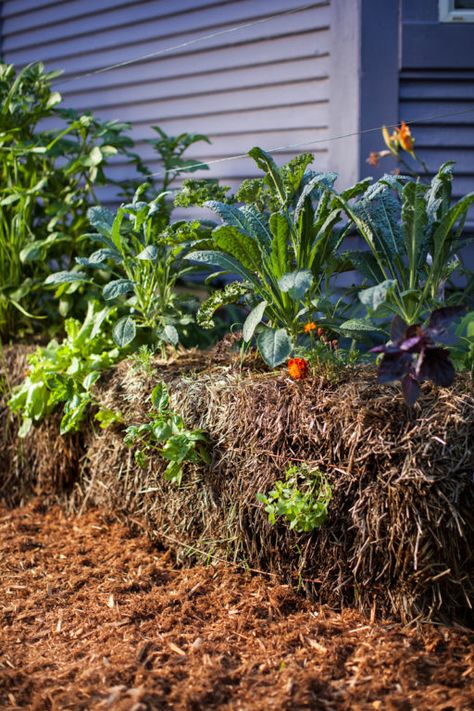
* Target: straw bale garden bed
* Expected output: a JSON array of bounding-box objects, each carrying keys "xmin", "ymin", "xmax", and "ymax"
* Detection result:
[{"xmin": 1, "ymin": 63, "xmax": 474, "ymax": 709}]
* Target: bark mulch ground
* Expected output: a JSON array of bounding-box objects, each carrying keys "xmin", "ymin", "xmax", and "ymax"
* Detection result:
[{"xmin": 0, "ymin": 502, "xmax": 473, "ymax": 711}]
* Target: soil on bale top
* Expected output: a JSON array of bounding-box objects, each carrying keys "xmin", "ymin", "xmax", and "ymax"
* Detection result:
[{"xmin": 1, "ymin": 501, "xmax": 473, "ymax": 711}]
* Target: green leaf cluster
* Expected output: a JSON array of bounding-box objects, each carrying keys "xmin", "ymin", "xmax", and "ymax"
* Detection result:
[
  {"xmin": 187, "ymin": 147, "xmax": 356, "ymax": 366},
  {"xmin": 45, "ymin": 193, "xmax": 203, "ymax": 351},
  {"xmin": 0, "ymin": 61, "xmax": 149, "ymax": 338},
  {"xmin": 257, "ymin": 465, "xmax": 332, "ymax": 533},
  {"xmin": 338, "ymin": 163, "xmax": 474, "ymax": 328},
  {"xmin": 8, "ymin": 302, "xmax": 120, "ymax": 436},
  {"xmin": 124, "ymin": 382, "xmax": 209, "ymax": 485}
]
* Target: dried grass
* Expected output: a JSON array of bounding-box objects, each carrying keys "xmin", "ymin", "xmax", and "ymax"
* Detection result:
[{"xmin": 2, "ymin": 344, "xmax": 474, "ymax": 624}]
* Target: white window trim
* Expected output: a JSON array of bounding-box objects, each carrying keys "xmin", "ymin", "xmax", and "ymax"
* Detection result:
[{"xmin": 440, "ymin": 0, "xmax": 474, "ymax": 22}]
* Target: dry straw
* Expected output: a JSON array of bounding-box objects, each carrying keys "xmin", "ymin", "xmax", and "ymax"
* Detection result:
[{"xmin": 1, "ymin": 345, "xmax": 473, "ymax": 625}]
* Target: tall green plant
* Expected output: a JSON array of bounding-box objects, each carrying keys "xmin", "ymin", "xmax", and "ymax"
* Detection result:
[
  {"xmin": 187, "ymin": 148, "xmax": 368, "ymax": 367},
  {"xmin": 337, "ymin": 164, "xmax": 474, "ymax": 327},
  {"xmin": 0, "ymin": 61, "xmax": 146, "ymax": 338},
  {"xmin": 45, "ymin": 190, "xmax": 206, "ymax": 353}
]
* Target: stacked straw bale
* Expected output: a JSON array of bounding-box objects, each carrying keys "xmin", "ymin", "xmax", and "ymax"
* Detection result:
[{"xmin": 1, "ymin": 345, "xmax": 473, "ymax": 624}]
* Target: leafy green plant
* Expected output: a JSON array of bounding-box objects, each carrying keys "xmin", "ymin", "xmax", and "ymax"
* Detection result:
[
  {"xmin": 0, "ymin": 61, "xmax": 147, "ymax": 337},
  {"xmin": 45, "ymin": 191, "xmax": 204, "ymax": 353},
  {"xmin": 124, "ymin": 382, "xmax": 209, "ymax": 485},
  {"xmin": 257, "ymin": 464, "xmax": 332, "ymax": 533},
  {"xmin": 450, "ymin": 310, "xmax": 474, "ymax": 378},
  {"xmin": 187, "ymin": 148, "xmax": 368, "ymax": 367},
  {"xmin": 338, "ymin": 163, "xmax": 474, "ymax": 329},
  {"xmin": 8, "ymin": 302, "xmax": 121, "ymax": 436},
  {"xmin": 43, "ymin": 122, "xmax": 229, "ymax": 352}
]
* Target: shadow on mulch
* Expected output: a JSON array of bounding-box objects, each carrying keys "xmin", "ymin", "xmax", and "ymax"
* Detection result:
[{"xmin": 1, "ymin": 501, "xmax": 473, "ymax": 710}]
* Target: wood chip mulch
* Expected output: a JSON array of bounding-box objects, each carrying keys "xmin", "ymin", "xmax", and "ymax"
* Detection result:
[{"xmin": 0, "ymin": 501, "xmax": 473, "ymax": 711}]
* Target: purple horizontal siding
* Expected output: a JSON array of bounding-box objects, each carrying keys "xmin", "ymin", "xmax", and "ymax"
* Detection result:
[{"xmin": 0, "ymin": 0, "xmax": 332, "ymax": 197}]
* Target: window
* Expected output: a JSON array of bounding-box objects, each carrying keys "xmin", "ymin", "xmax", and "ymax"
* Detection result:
[{"xmin": 440, "ymin": 0, "xmax": 474, "ymax": 21}]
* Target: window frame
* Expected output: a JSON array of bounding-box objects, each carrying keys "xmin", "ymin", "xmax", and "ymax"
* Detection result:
[{"xmin": 440, "ymin": 0, "xmax": 474, "ymax": 22}]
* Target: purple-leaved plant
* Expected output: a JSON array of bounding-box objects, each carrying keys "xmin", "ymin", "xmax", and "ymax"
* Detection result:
[{"xmin": 371, "ymin": 306, "xmax": 465, "ymax": 406}]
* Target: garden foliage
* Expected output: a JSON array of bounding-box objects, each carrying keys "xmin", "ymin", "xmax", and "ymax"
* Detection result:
[
  {"xmin": 0, "ymin": 62, "xmax": 147, "ymax": 338},
  {"xmin": 5, "ymin": 90, "xmax": 474, "ymax": 503},
  {"xmin": 8, "ymin": 302, "xmax": 121, "ymax": 436},
  {"xmin": 124, "ymin": 382, "xmax": 209, "ymax": 485},
  {"xmin": 188, "ymin": 148, "xmax": 369, "ymax": 366}
]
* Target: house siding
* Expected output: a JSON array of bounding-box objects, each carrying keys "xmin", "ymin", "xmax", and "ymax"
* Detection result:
[
  {"xmin": 0, "ymin": 0, "xmax": 332, "ymax": 202},
  {"xmin": 400, "ymin": 0, "xmax": 474, "ymax": 234}
]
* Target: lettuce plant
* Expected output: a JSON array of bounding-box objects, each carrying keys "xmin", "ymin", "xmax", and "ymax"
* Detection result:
[
  {"xmin": 8, "ymin": 302, "xmax": 120, "ymax": 436},
  {"xmin": 187, "ymin": 148, "xmax": 367, "ymax": 367},
  {"xmin": 338, "ymin": 163, "xmax": 474, "ymax": 329}
]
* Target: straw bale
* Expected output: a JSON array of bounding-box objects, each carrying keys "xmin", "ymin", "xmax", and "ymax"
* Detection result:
[
  {"xmin": 2, "ymin": 342, "xmax": 473, "ymax": 622},
  {"xmin": 78, "ymin": 357, "xmax": 474, "ymax": 624},
  {"xmin": 0, "ymin": 345, "xmax": 83, "ymax": 505}
]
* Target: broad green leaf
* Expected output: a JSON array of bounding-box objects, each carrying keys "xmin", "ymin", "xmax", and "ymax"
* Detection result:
[
  {"xmin": 248, "ymin": 147, "xmax": 287, "ymax": 206},
  {"xmin": 162, "ymin": 324, "xmax": 179, "ymax": 346},
  {"xmin": 205, "ymin": 201, "xmax": 252, "ymax": 234},
  {"xmin": 46, "ymin": 91, "xmax": 62, "ymax": 108},
  {"xmin": 137, "ymin": 245, "xmax": 158, "ymax": 261},
  {"xmin": 186, "ymin": 250, "xmax": 253, "ymax": 281},
  {"xmin": 103, "ymin": 279, "xmax": 134, "ymax": 300},
  {"xmin": 337, "ymin": 319, "xmax": 384, "ymax": 339},
  {"xmin": 240, "ymin": 205, "xmax": 272, "ymax": 247},
  {"xmin": 151, "ymin": 381, "xmax": 170, "ymax": 411},
  {"xmin": 351, "ymin": 186, "xmax": 403, "ymax": 261},
  {"xmin": 44, "ymin": 271, "xmax": 87, "ymax": 285},
  {"xmin": 343, "ymin": 250, "xmax": 386, "ymax": 283},
  {"xmin": 295, "ymin": 174, "xmax": 333, "ymax": 222},
  {"xmin": 340, "ymin": 177, "xmax": 372, "ymax": 201},
  {"xmin": 431, "ymin": 193, "xmax": 474, "ymax": 275},
  {"xmin": 111, "ymin": 208, "xmax": 125, "ymax": 251},
  {"xmin": 243, "ymin": 300, "xmax": 267, "ymax": 342},
  {"xmin": 88, "ymin": 206, "xmax": 115, "ymax": 237},
  {"xmin": 213, "ymin": 225, "xmax": 262, "ymax": 273},
  {"xmin": 112, "ymin": 316, "xmax": 136, "ymax": 347},
  {"xmin": 0, "ymin": 194, "xmax": 21, "ymax": 206},
  {"xmin": 278, "ymin": 270, "xmax": 313, "ymax": 301},
  {"xmin": 402, "ymin": 181, "xmax": 428, "ymax": 280},
  {"xmin": 257, "ymin": 328, "xmax": 292, "ymax": 367},
  {"xmin": 359, "ymin": 279, "xmax": 396, "ymax": 312},
  {"xmin": 84, "ymin": 146, "xmax": 103, "ymax": 167},
  {"xmin": 18, "ymin": 417, "xmax": 33, "ymax": 439},
  {"xmin": 269, "ymin": 211, "xmax": 290, "ymax": 278},
  {"xmin": 76, "ymin": 248, "xmax": 121, "ymax": 268}
]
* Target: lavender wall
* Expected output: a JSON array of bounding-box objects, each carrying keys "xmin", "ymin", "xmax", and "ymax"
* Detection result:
[{"xmin": 0, "ymin": 0, "xmax": 332, "ymax": 203}]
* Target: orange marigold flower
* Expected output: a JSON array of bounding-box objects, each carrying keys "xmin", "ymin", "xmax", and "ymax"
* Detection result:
[
  {"xmin": 304, "ymin": 321, "xmax": 317, "ymax": 333},
  {"xmin": 398, "ymin": 120, "xmax": 415, "ymax": 153},
  {"xmin": 288, "ymin": 357, "xmax": 309, "ymax": 381}
]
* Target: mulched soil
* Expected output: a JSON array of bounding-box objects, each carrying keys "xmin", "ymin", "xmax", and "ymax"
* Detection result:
[{"xmin": 0, "ymin": 502, "xmax": 473, "ymax": 711}]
